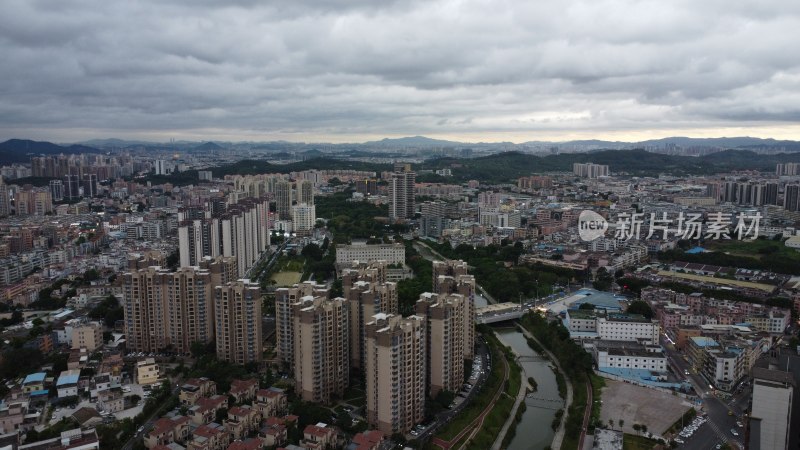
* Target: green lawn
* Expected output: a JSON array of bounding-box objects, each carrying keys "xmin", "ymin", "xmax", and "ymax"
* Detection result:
[
  {"xmin": 434, "ymin": 333, "xmax": 507, "ymax": 441},
  {"xmin": 271, "ymin": 271, "xmax": 303, "ymax": 286},
  {"xmin": 623, "ymin": 433, "xmax": 661, "ymax": 450},
  {"xmin": 706, "ymin": 238, "xmax": 800, "ymax": 261},
  {"xmin": 465, "ymin": 350, "xmax": 522, "ymax": 450}
]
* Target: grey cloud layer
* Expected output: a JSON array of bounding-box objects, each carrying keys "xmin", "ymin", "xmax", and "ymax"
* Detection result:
[{"xmin": 1, "ymin": 0, "xmax": 799, "ymax": 141}]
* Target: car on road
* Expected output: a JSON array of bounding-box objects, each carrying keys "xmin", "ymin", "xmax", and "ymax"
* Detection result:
[{"xmin": 730, "ymin": 429, "xmax": 739, "ymax": 436}]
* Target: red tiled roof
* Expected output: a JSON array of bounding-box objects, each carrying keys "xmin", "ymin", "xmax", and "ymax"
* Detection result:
[
  {"xmin": 226, "ymin": 439, "xmax": 262, "ymax": 450},
  {"xmin": 230, "ymin": 378, "xmax": 258, "ymax": 394}
]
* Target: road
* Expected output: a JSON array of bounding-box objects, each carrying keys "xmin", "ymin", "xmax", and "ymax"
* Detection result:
[
  {"xmin": 121, "ymin": 377, "xmax": 183, "ymax": 450},
  {"xmin": 660, "ymin": 337, "xmax": 744, "ymax": 450},
  {"xmin": 413, "ymin": 241, "xmax": 498, "ymax": 305},
  {"xmin": 419, "ymin": 337, "xmax": 491, "ymax": 447}
]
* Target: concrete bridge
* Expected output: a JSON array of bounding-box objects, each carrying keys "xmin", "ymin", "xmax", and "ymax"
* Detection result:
[{"xmin": 475, "ymin": 302, "xmax": 526, "ymax": 324}]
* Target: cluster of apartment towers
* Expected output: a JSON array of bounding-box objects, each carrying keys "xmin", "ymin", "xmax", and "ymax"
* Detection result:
[
  {"xmin": 275, "ymin": 259, "xmax": 476, "ymax": 436},
  {"xmin": 122, "ymin": 253, "xmax": 263, "ymax": 366}
]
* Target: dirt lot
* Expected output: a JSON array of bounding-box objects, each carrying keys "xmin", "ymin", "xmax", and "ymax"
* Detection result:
[{"xmin": 599, "ymin": 378, "xmax": 694, "ymax": 435}]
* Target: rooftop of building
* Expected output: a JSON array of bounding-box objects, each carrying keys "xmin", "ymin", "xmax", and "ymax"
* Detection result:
[
  {"xmin": 604, "ymin": 313, "xmax": 651, "ymax": 323},
  {"xmin": 752, "ymin": 367, "xmax": 796, "ymax": 386},
  {"xmin": 23, "ymin": 372, "xmax": 46, "ymax": 384},
  {"xmin": 689, "ymin": 336, "xmax": 719, "ymax": 347}
]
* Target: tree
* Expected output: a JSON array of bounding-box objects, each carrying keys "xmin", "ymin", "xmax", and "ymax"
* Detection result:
[
  {"xmin": 640, "ymin": 424, "xmax": 648, "ymax": 435},
  {"xmin": 83, "ymin": 269, "xmax": 100, "ymax": 282},
  {"xmin": 633, "ymin": 423, "xmax": 641, "ymax": 434},
  {"xmin": 301, "ymin": 243, "xmax": 323, "ymax": 261},
  {"xmin": 335, "ymin": 409, "xmax": 352, "ymax": 429},
  {"xmin": 593, "ymin": 267, "xmax": 613, "ymax": 291},
  {"xmin": 627, "ymin": 301, "xmax": 654, "ymax": 320},
  {"xmin": 619, "ymin": 419, "xmax": 624, "ymax": 429},
  {"xmin": 215, "ymin": 407, "xmax": 228, "ymax": 424},
  {"xmin": 0, "ymin": 347, "xmax": 44, "ymax": 379},
  {"xmin": 608, "ymin": 419, "xmax": 614, "ymax": 429}
]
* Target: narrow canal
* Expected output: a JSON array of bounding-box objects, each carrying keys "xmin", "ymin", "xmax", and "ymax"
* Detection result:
[{"xmin": 495, "ymin": 328, "xmax": 562, "ymax": 450}]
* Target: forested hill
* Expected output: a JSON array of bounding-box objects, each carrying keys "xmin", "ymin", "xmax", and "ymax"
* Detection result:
[
  {"xmin": 424, "ymin": 149, "xmax": 800, "ymax": 183},
  {"xmin": 0, "ymin": 139, "xmax": 101, "ymax": 164}
]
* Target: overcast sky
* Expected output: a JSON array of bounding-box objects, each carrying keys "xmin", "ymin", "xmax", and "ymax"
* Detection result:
[{"xmin": 1, "ymin": 0, "xmax": 799, "ymax": 143}]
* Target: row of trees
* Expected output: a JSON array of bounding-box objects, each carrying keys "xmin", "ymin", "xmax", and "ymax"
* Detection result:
[{"xmin": 427, "ymin": 240, "xmax": 578, "ymax": 302}]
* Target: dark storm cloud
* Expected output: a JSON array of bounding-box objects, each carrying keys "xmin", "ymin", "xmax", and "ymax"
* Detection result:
[{"xmin": 1, "ymin": 0, "xmax": 799, "ymax": 142}]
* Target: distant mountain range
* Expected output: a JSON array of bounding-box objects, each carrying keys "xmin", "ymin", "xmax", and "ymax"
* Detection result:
[
  {"xmin": 0, "ymin": 139, "xmax": 102, "ymax": 164},
  {"xmin": 65, "ymin": 135, "xmax": 800, "ymax": 150},
  {"xmin": 2, "ymin": 135, "xmax": 800, "ymax": 166}
]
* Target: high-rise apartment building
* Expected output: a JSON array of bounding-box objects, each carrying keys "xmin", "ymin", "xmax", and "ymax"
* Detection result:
[
  {"xmin": 432, "ymin": 260, "xmax": 476, "ymax": 359},
  {"xmin": 214, "ymin": 281, "xmax": 262, "ymax": 365},
  {"xmin": 82, "ymin": 174, "xmax": 98, "ymax": 197},
  {"xmin": 415, "ymin": 292, "xmax": 466, "ymax": 396},
  {"xmin": 296, "ymin": 180, "xmax": 314, "ymax": 205},
  {"xmin": 784, "ymin": 184, "xmax": 800, "ymax": 212},
  {"xmin": 275, "ymin": 282, "xmax": 330, "ymax": 371},
  {"xmin": 365, "ymin": 314, "xmax": 426, "ymax": 435},
  {"xmin": 122, "ymin": 257, "xmax": 237, "ymax": 354},
  {"xmin": 355, "ymin": 178, "xmax": 378, "ymax": 196},
  {"xmin": 777, "ymin": 162, "xmax": 800, "ymax": 176},
  {"xmin": 764, "ymin": 182, "xmax": 779, "ymax": 205},
  {"xmin": 15, "ymin": 189, "xmax": 53, "ymax": 216},
  {"xmin": 343, "ymin": 271, "xmax": 398, "ymax": 371},
  {"xmin": 64, "ymin": 174, "xmax": 80, "ymax": 200},
  {"xmin": 275, "ymin": 180, "xmax": 293, "ymax": 220},
  {"xmin": 293, "ymin": 296, "xmax": 350, "ymax": 404},
  {"xmin": 750, "ymin": 367, "xmax": 794, "ymax": 450},
  {"xmin": 572, "ymin": 163, "xmax": 609, "ymax": 178},
  {"xmin": 49, "ymin": 179, "xmax": 64, "ymax": 202},
  {"xmin": 388, "ymin": 171, "xmax": 415, "ymax": 221},
  {"xmin": 178, "ymin": 197, "xmax": 270, "ymax": 277},
  {"xmin": 0, "ymin": 180, "xmax": 9, "ymax": 218},
  {"xmin": 291, "ymin": 203, "xmax": 316, "ymax": 235}
]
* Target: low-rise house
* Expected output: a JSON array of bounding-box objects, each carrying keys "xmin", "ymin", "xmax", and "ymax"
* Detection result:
[
  {"xmin": 99, "ymin": 353, "xmax": 124, "ymax": 383},
  {"xmin": 56, "ymin": 369, "xmax": 81, "ymax": 398},
  {"xmin": 18, "ymin": 427, "xmax": 100, "ymax": 450},
  {"xmin": 21, "ymin": 373, "xmax": 46, "ymax": 394},
  {"xmin": 225, "ymin": 406, "xmax": 259, "ymax": 441},
  {"xmin": 71, "ymin": 407, "xmax": 103, "ymax": 428},
  {"xmin": 301, "ymin": 423, "xmax": 338, "ymax": 450},
  {"xmin": 90, "ymin": 374, "xmax": 113, "ymax": 398},
  {"xmin": 145, "ymin": 416, "xmax": 191, "ymax": 449},
  {"xmin": 180, "ymin": 378, "xmax": 217, "ymax": 406},
  {"xmin": 0, "ymin": 401, "xmax": 28, "ymax": 434},
  {"xmin": 189, "ymin": 396, "xmax": 228, "ymax": 426},
  {"xmin": 226, "ymin": 439, "xmax": 262, "ymax": 450},
  {"xmin": 137, "ymin": 359, "xmax": 161, "ymax": 385},
  {"xmin": 229, "ymin": 379, "xmax": 258, "ymax": 404},
  {"xmin": 258, "ymin": 417, "xmax": 289, "ymax": 448},
  {"xmin": 348, "ymin": 430, "xmax": 385, "ymax": 450},
  {"xmin": 254, "ymin": 388, "xmax": 287, "ymax": 418},
  {"xmin": 186, "ymin": 422, "xmax": 230, "ymax": 450},
  {"xmin": 97, "ymin": 389, "xmax": 124, "ymax": 413}
]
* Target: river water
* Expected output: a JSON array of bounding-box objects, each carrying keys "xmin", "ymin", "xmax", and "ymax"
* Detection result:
[{"xmin": 495, "ymin": 328, "xmax": 562, "ymax": 450}]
